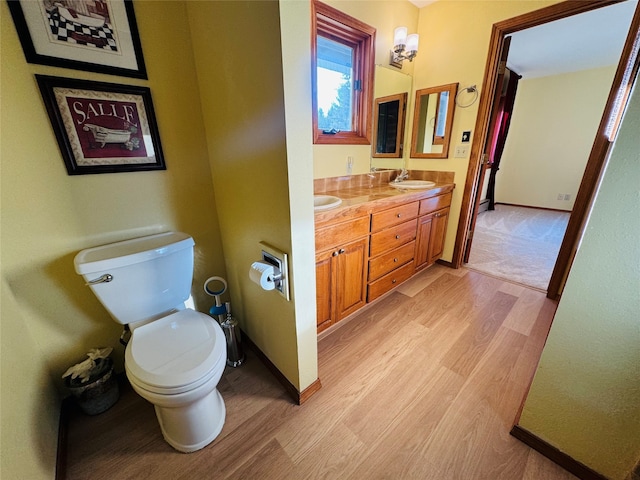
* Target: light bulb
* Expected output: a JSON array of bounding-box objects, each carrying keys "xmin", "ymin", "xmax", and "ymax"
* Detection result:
[
  {"xmin": 394, "ymin": 27, "xmax": 408, "ymax": 47},
  {"xmin": 406, "ymin": 33, "xmax": 419, "ymax": 53}
]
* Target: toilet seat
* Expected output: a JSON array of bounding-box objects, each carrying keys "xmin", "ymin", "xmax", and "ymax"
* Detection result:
[{"xmin": 125, "ymin": 309, "xmax": 226, "ymax": 395}]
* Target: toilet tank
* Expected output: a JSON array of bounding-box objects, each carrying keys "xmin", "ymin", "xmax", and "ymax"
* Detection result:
[{"xmin": 74, "ymin": 232, "xmax": 195, "ymax": 325}]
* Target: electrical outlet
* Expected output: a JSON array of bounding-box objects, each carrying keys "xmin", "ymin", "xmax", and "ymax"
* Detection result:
[
  {"xmin": 564, "ymin": 194, "xmax": 571, "ymax": 201},
  {"xmin": 557, "ymin": 193, "xmax": 564, "ymax": 200},
  {"xmin": 346, "ymin": 156, "xmax": 353, "ymax": 174},
  {"xmin": 454, "ymin": 145, "xmax": 469, "ymax": 158}
]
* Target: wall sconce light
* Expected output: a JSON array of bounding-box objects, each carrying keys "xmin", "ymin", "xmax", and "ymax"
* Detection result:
[{"xmin": 390, "ymin": 26, "xmax": 419, "ymax": 68}]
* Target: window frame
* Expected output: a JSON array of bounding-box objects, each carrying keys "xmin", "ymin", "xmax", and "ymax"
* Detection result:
[{"xmin": 311, "ymin": 1, "xmax": 375, "ymax": 145}]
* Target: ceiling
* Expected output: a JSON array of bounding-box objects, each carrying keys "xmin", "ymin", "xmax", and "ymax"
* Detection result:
[
  {"xmin": 409, "ymin": 0, "xmax": 637, "ymax": 79},
  {"xmin": 409, "ymin": 0, "xmax": 435, "ymax": 7},
  {"xmin": 507, "ymin": 1, "xmax": 636, "ymax": 78}
]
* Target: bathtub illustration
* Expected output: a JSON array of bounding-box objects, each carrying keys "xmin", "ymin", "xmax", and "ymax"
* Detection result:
[
  {"xmin": 57, "ymin": 5, "xmax": 106, "ymax": 28},
  {"xmin": 83, "ymin": 124, "xmax": 139, "ymax": 150}
]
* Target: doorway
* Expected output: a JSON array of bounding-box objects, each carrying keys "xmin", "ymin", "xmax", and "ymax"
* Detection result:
[
  {"xmin": 465, "ymin": 23, "xmax": 621, "ymax": 290},
  {"xmin": 453, "ymin": 0, "xmax": 640, "ymax": 299}
]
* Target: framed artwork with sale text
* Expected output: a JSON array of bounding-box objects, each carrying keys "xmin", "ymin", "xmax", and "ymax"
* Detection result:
[{"xmin": 36, "ymin": 75, "xmax": 165, "ymax": 175}]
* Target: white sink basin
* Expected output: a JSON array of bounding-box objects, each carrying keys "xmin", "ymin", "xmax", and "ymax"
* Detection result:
[
  {"xmin": 389, "ymin": 180, "xmax": 436, "ymax": 190},
  {"xmin": 314, "ymin": 195, "xmax": 342, "ymax": 211}
]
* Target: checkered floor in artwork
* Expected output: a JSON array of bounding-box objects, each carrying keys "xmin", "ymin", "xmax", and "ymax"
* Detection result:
[{"xmin": 47, "ymin": 7, "xmax": 118, "ymax": 51}]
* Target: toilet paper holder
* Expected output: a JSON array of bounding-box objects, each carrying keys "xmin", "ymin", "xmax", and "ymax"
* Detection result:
[{"xmin": 259, "ymin": 241, "xmax": 290, "ymax": 301}]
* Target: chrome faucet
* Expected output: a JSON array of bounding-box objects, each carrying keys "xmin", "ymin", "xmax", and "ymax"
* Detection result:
[{"xmin": 394, "ymin": 168, "xmax": 409, "ymax": 183}]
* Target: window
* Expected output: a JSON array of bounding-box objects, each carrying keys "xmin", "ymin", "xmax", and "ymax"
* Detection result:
[
  {"xmin": 432, "ymin": 91, "xmax": 449, "ymax": 145},
  {"xmin": 312, "ymin": 1, "xmax": 375, "ymax": 145}
]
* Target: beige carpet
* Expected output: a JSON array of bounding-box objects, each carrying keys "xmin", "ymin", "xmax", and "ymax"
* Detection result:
[{"xmin": 466, "ymin": 204, "xmax": 570, "ymax": 290}]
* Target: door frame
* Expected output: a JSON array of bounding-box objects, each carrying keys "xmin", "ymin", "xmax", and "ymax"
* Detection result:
[
  {"xmin": 463, "ymin": 35, "xmax": 512, "ymax": 264},
  {"xmin": 452, "ymin": 0, "xmax": 640, "ymax": 299}
]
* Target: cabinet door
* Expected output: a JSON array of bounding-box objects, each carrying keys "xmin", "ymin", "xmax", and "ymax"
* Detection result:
[
  {"xmin": 428, "ymin": 207, "xmax": 449, "ymax": 265},
  {"xmin": 335, "ymin": 237, "xmax": 368, "ymax": 321},
  {"xmin": 315, "ymin": 250, "xmax": 334, "ymax": 332},
  {"xmin": 414, "ymin": 213, "xmax": 434, "ymax": 271}
]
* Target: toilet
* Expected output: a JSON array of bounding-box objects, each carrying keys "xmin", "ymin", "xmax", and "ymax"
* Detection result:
[{"xmin": 74, "ymin": 231, "xmax": 227, "ymax": 453}]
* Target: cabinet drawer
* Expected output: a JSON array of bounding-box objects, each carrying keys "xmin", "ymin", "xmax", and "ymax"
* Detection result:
[
  {"xmin": 368, "ymin": 241, "xmax": 415, "ymax": 281},
  {"xmin": 315, "ymin": 216, "xmax": 369, "ymax": 253},
  {"xmin": 371, "ymin": 202, "xmax": 419, "ymax": 232},
  {"xmin": 368, "ymin": 261, "xmax": 415, "ymax": 302},
  {"xmin": 419, "ymin": 192, "xmax": 452, "ymax": 216},
  {"xmin": 369, "ymin": 219, "xmax": 417, "ymax": 257}
]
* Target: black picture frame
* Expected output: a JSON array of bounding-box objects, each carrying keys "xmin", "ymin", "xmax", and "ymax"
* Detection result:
[
  {"xmin": 36, "ymin": 75, "xmax": 165, "ymax": 175},
  {"xmin": 7, "ymin": 0, "xmax": 147, "ymax": 79}
]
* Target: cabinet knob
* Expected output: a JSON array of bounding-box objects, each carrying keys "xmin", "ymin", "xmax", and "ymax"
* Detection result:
[
  {"xmin": 339, "ymin": 248, "xmax": 345, "ymax": 254},
  {"xmin": 396, "ymin": 213, "xmax": 402, "ymax": 218},
  {"xmin": 332, "ymin": 251, "xmax": 339, "ymax": 257},
  {"xmin": 394, "ymin": 258, "xmax": 398, "ymax": 262},
  {"xmin": 392, "ymin": 279, "xmax": 397, "ymax": 284},
  {"xmin": 395, "ymin": 235, "xmax": 400, "ymax": 239}
]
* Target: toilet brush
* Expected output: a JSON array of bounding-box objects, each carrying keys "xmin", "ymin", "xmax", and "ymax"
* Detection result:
[{"xmin": 204, "ymin": 276, "xmax": 228, "ymax": 324}]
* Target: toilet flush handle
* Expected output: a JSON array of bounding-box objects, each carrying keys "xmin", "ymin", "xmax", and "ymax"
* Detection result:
[{"xmin": 86, "ymin": 273, "xmax": 113, "ymax": 285}]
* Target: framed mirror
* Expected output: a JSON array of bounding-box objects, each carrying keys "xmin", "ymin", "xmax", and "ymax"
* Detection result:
[
  {"xmin": 372, "ymin": 92, "xmax": 408, "ymax": 158},
  {"xmin": 410, "ymin": 83, "xmax": 458, "ymax": 158},
  {"xmin": 371, "ymin": 65, "xmax": 412, "ymax": 170}
]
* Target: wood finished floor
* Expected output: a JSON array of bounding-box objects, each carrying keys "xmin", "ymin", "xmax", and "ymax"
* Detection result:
[{"xmin": 64, "ymin": 265, "xmax": 577, "ymax": 480}]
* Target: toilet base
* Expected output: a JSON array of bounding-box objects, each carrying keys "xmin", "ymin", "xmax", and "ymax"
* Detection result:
[{"xmin": 154, "ymin": 389, "xmax": 226, "ymax": 453}]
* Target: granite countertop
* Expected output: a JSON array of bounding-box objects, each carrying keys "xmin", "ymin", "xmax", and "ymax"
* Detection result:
[{"xmin": 314, "ymin": 171, "xmax": 455, "ymax": 228}]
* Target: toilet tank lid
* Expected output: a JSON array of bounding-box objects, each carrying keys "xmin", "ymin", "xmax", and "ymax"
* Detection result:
[{"xmin": 74, "ymin": 231, "xmax": 194, "ymax": 275}]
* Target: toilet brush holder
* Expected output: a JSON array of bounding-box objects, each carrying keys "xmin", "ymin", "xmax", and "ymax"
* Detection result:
[{"xmin": 222, "ymin": 302, "xmax": 244, "ymax": 367}]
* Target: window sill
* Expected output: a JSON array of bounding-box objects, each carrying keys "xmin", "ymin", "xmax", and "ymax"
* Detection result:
[{"xmin": 314, "ymin": 132, "xmax": 370, "ymax": 145}]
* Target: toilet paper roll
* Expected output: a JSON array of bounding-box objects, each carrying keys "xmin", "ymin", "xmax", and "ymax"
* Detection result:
[{"xmin": 249, "ymin": 261, "xmax": 276, "ymax": 291}]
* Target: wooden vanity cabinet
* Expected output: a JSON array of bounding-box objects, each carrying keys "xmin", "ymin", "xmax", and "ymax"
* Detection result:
[
  {"xmin": 315, "ymin": 188, "xmax": 453, "ymax": 333},
  {"xmin": 315, "ymin": 216, "xmax": 369, "ymax": 333},
  {"xmin": 415, "ymin": 193, "xmax": 452, "ymax": 271}
]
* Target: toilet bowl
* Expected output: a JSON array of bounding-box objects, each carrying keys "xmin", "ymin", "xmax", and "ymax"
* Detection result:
[
  {"xmin": 126, "ymin": 309, "xmax": 227, "ymax": 452},
  {"xmin": 74, "ymin": 232, "xmax": 228, "ymax": 453}
]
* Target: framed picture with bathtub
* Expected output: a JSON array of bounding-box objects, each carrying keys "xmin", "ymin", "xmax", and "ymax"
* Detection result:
[
  {"xmin": 36, "ymin": 75, "xmax": 165, "ymax": 175},
  {"xmin": 7, "ymin": 0, "xmax": 147, "ymax": 79}
]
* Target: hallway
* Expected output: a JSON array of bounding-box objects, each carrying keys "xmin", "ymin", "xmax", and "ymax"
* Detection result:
[{"xmin": 466, "ymin": 205, "xmax": 570, "ymax": 290}]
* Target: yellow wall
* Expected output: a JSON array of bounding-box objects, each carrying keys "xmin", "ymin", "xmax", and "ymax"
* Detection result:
[
  {"xmin": 313, "ymin": 0, "xmax": 419, "ymax": 178},
  {"xmin": 407, "ymin": 0, "xmax": 557, "ymax": 261},
  {"xmin": 1, "ymin": 1, "xmax": 226, "ymax": 474},
  {"xmin": 311, "ymin": 0, "xmax": 558, "ymax": 262},
  {"xmin": 519, "ymin": 77, "xmax": 640, "ymax": 480},
  {"xmin": 496, "ymin": 66, "xmax": 616, "ymax": 210},
  {"xmin": 279, "ymin": 0, "xmax": 321, "ymax": 389},
  {"xmin": 370, "ymin": 65, "xmax": 413, "ymax": 171},
  {"xmin": 186, "ymin": 0, "xmax": 317, "ymax": 391},
  {"xmin": 1, "ymin": 279, "xmax": 59, "ymax": 479}
]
